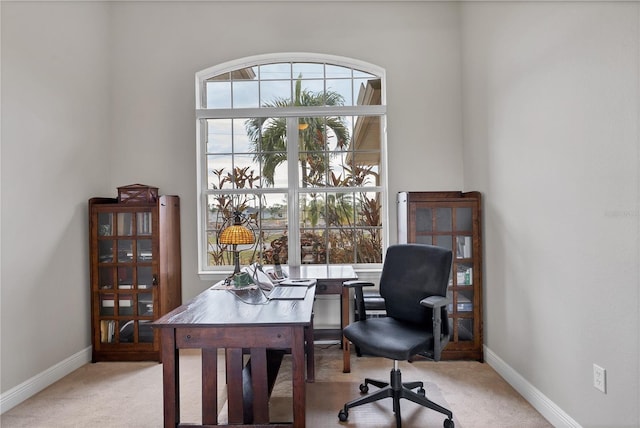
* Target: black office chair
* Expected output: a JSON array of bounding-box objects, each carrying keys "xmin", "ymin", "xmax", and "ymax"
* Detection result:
[{"xmin": 338, "ymin": 244, "xmax": 455, "ymax": 428}]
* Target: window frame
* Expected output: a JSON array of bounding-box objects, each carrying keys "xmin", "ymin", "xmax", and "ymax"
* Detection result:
[{"xmin": 196, "ymin": 53, "xmax": 388, "ymax": 277}]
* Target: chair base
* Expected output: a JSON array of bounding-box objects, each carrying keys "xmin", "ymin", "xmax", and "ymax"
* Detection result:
[{"xmin": 338, "ymin": 363, "xmax": 454, "ymax": 428}]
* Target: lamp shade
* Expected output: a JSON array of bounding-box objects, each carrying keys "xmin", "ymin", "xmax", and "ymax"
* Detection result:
[{"xmin": 219, "ymin": 224, "xmax": 254, "ymax": 245}]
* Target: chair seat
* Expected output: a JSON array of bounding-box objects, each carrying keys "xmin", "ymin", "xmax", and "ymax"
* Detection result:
[{"xmin": 343, "ymin": 317, "xmax": 434, "ymax": 361}]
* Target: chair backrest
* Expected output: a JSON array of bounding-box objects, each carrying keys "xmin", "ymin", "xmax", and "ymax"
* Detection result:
[{"xmin": 379, "ymin": 244, "xmax": 452, "ymax": 325}]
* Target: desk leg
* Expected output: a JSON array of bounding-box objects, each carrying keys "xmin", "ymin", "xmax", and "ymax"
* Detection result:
[
  {"xmin": 249, "ymin": 348, "xmax": 269, "ymax": 423},
  {"xmin": 341, "ymin": 287, "xmax": 351, "ymax": 373},
  {"xmin": 160, "ymin": 328, "xmax": 179, "ymax": 428},
  {"xmin": 305, "ymin": 315, "xmax": 315, "ymax": 383},
  {"xmin": 226, "ymin": 348, "xmax": 244, "ymax": 424},
  {"xmin": 201, "ymin": 348, "xmax": 218, "ymax": 425},
  {"xmin": 291, "ymin": 327, "xmax": 306, "ymax": 428}
]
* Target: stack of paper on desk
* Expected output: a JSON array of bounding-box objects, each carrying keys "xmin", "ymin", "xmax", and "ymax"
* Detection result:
[{"xmin": 278, "ymin": 279, "xmax": 317, "ymax": 287}]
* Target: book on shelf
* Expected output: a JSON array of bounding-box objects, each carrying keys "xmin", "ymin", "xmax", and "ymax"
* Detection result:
[
  {"xmin": 456, "ymin": 267, "xmax": 473, "ymax": 285},
  {"xmin": 449, "ymin": 295, "xmax": 473, "ymax": 312},
  {"xmin": 101, "ymin": 299, "xmax": 133, "ymax": 307},
  {"xmin": 100, "ymin": 320, "xmax": 115, "ymax": 343}
]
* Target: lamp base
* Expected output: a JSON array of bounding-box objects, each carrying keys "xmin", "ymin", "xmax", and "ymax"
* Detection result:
[{"xmin": 233, "ymin": 249, "xmax": 241, "ymax": 275}]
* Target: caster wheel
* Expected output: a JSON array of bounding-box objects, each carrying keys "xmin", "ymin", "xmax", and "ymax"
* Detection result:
[
  {"xmin": 338, "ymin": 409, "xmax": 349, "ymax": 422},
  {"xmin": 444, "ymin": 418, "xmax": 455, "ymax": 428},
  {"xmin": 359, "ymin": 383, "xmax": 369, "ymax": 393},
  {"xmin": 417, "ymin": 387, "xmax": 425, "ymax": 396}
]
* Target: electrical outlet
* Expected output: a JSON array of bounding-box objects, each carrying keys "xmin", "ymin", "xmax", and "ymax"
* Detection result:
[{"xmin": 593, "ymin": 364, "xmax": 606, "ymax": 393}]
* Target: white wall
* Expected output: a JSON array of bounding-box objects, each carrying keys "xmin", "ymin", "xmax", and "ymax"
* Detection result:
[
  {"xmin": 3, "ymin": 2, "xmax": 638, "ymax": 426},
  {"xmin": 461, "ymin": 3, "xmax": 640, "ymax": 426},
  {"xmin": 0, "ymin": 0, "xmax": 463, "ymax": 407},
  {"xmin": 1, "ymin": 1, "xmax": 111, "ymax": 394},
  {"xmin": 107, "ymin": 1, "xmax": 464, "ymax": 301}
]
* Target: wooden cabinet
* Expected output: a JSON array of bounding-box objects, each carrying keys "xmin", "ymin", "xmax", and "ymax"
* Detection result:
[
  {"xmin": 398, "ymin": 191, "xmax": 483, "ymax": 361},
  {"xmin": 89, "ymin": 195, "xmax": 181, "ymax": 362}
]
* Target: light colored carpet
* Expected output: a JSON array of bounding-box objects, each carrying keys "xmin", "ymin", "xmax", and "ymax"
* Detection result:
[
  {"xmin": 1, "ymin": 345, "xmax": 552, "ymax": 427},
  {"xmin": 267, "ymin": 381, "xmax": 460, "ymax": 428},
  {"xmin": 217, "ymin": 355, "xmax": 460, "ymax": 427}
]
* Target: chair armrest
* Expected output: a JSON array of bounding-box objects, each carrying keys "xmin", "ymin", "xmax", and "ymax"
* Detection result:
[
  {"xmin": 419, "ymin": 295, "xmax": 448, "ymax": 309},
  {"xmin": 343, "ymin": 281, "xmax": 375, "ymax": 288},
  {"xmin": 344, "ymin": 281, "xmax": 375, "ymax": 323},
  {"xmin": 420, "ymin": 296, "xmax": 450, "ymax": 361}
]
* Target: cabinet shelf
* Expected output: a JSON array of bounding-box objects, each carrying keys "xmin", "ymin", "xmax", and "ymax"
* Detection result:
[{"xmin": 89, "ymin": 195, "xmax": 182, "ymax": 362}]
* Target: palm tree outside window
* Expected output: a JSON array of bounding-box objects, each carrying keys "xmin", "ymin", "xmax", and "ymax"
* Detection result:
[{"xmin": 195, "ymin": 54, "xmax": 387, "ymax": 275}]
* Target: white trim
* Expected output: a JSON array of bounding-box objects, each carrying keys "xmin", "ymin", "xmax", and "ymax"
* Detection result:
[
  {"xmin": 195, "ymin": 116, "xmax": 207, "ymax": 272},
  {"xmin": 196, "ymin": 105, "xmax": 386, "ymax": 120},
  {"xmin": 196, "ymin": 53, "xmax": 388, "ymax": 274},
  {"xmin": 484, "ymin": 345, "xmax": 582, "ymax": 428},
  {"xmin": 397, "ymin": 191, "xmax": 408, "ymax": 244},
  {"xmin": 0, "ymin": 346, "xmax": 92, "ymax": 414},
  {"xmin": 198, "ymin": 265, "xmax": 382, "ymax": 281},
  {"xmin": 196, "ymin": 52, "xmax": 386, "ymax": 91},
  {"xmin": 286, "ymin": 116, "xmax": 301, "ymax": 265},
  {"xmin": 379, "ymin": 114, "xmax": 390, "ymax": 249}
]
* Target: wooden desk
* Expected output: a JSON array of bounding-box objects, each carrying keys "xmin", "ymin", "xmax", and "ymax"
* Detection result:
[
  {"xmin": 287, "ymin": 265, "xmax": 357, "ymax": 373},
  {"xmin": 153, "ymin": 286, "xmax": 315, "ymax": 427}
]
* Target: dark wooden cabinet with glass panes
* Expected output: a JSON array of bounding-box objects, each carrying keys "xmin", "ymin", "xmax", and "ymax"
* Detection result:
[
  {"xmin": 399, "ymin": 191, "xmax": 483, "ymax": 361},
  {"xmin": 89, "ymin": 195, "xmax": 181, "ymax": 362}
]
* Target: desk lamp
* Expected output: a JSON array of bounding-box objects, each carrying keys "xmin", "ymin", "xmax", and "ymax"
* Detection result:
[{"xmin": 219, "ymin": 212, "xmax": 255, "ymax": 275}]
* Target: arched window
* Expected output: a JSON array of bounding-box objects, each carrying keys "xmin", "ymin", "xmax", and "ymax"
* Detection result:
[{"xmin": 196, "ymin": 53, "xmax": 387, "ymax": 275}]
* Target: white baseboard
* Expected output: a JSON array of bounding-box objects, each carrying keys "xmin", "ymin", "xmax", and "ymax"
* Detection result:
[
  {"xmin": 484, "ymin": 345, "xmax": 581, "ymax": 428},
  {"xmin": 0, "ymin": 346, "xmax": 92, "ymax": 414}
]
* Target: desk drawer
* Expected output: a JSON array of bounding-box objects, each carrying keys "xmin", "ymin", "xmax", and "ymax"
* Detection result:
[
  {"xmin": 315, "ymin": 281, "xmax": 342, "ymax": 294},
  {"xmin": 175, "ymin": 326, "xmax": 293, "ymax": 348}
]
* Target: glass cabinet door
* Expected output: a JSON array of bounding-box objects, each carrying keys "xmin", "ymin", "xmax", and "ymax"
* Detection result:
[
  {"xmin": 98, "ymin": 266, "xmax": 114, "ymax": 289},
  {"xmin": 410, "ymin": 202, "xmax": 476, "ymax": 345},
  {"xmin": 98, "ymin": 212, "xmax": 113, "ymax": 236},
  {"xmin": 94, "ymin": 206, "xmax": 156, "ymax": 347},
  {"xmin": 118, "ymin": 266, "xmax": 133, "ymax": 289},
  {"xmin": 137, "ymin": 239, "xmax": 153, "ymax": 261},
  {"xmin": 91, "ymin": 194, "xmax": 180, "ymax": 361},
  {"xmin": 137, "ymin": 266, "xmax": 153, "ymax": 290},
  {"xmin": 137, "ymin": 212, "xmax": 152, "ymax": 235},
  {"xmin": 117, "ymin": 212, "xmax": 133, "ymax": 236}
]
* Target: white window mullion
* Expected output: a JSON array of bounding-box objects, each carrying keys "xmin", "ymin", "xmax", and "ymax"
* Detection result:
[
  {"xmin": 287, "ymin": 117, "xmax": 301, "ymax": 266},
  {"xmin": 196, "ymin": 118, "xmax": 207, "ymax": 271},
  {"xmin": 196, "ymin": 105, "xmax": 385, "ymax": 120}
]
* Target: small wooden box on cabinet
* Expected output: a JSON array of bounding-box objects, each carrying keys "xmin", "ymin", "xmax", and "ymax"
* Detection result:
[
  {"xmin": 398, "ymin": 191, "xmax": 483, "ymax": 361},
  {"xmin": 89, "ymin": 194, "xmax": 181, "ymax": 362}
]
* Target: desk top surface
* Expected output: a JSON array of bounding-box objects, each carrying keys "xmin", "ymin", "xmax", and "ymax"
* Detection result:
[
  {"xmin": 153, "ymin": 285, "xmax": 316, "ymax": 328},
  {"xmin": 154, "ymin": 265, "xmax": 356, "ymax": 328}
]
